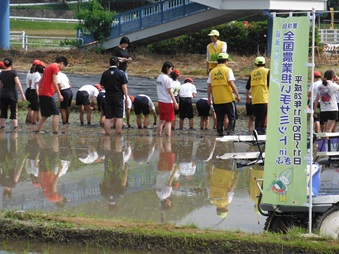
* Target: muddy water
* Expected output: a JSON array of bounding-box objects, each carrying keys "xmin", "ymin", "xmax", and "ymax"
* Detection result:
[
  {"xmin": 1, "ymin": 73, "xmax": 262, "ymax": 253},
  {"xmin": 0, "ymin": 126, "xmax": 265, "ymax": 234}
]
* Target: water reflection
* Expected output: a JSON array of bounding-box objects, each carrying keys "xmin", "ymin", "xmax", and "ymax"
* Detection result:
[
  {"xmin": 35, "ymin": 134, "xmax": 68, "ymax": 207},
  {"xmin": 100, "ymin": 136, "xmax": 131, "ymax": 210},
  {"xmin": 0, "ymin": 132, "xmax": 265, "ymax": 233}
]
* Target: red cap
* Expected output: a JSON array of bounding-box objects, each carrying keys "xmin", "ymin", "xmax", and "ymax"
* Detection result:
[
  {"xmin": 314, "ymin": 71, "xmax": 321, "ymax": 78},
  {"xmin": 32, "ymin": 59, "xmax": 40, "ymax": 65},
  {"xmin": 129, "ymin": 95, "xmax": 134, "ymax": 103},
  {"xmin": 184, "ymin": 77, "xmax": 194, "ymax": 83},
  {"xmin": 94, "ymin": 84, "xmax": 102, "ymax": 91},
  {"xmin": 39, "ymin": 61, "xmax": 46, "ymax": 68},
  {"xmin": 32, "ymin": 59, "xmax": 46, "ymax": 67},
  {"xmin": 0, "ymin": 62, "xmax": 5, "ymax": 69},
  {"xmin": 172, "ymin": 69, "xmax": 180, "ymax": 76}
]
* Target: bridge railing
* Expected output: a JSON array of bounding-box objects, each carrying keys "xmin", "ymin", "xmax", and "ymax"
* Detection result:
[
  {"xmin": 82, "ymin": 0, "xmax": 209, "ymax": 44},
  {"xmin": 319, "ymin": 29, "xmax": 339, "ymax": 44}
]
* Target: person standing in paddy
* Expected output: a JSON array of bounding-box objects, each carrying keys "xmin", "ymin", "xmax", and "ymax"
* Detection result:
[
  {"xmin": 245, "ymin": 56, "xmax": 270, "ymax": 134},
  {"xmin": 29, "ymin": 61, "xmax": 46, "ymax": 125},
  {"xmin": 33, "ymin": 56, "xmax": 68, "ymax": 134},
  {"xmin": 170, "ymin": 69, "xmax": 181, "ymax": 130},
  {"xmin": 207, "ymin": 53, "xmax": 240, "ymax": 137},
  {"xmin": 100, "ymin": 56, "xmax": 129, "ymax": 135},
  {"xmin": 75, "ymin": 84, "xmax": 102, "ymax": 126},
  {"xmin": 0, "ymin": 57, "xmax": 26, "ymax": 130},
  {"xmin": 156, "ymin": 61, "xmax": 179, "ymax": 138},
  {"xmin": 58, "ymin": 71, "xmax": 73, "ymax": 125},
  {"xmin": 133, "ymin": 94, "xmax": 157, "ymax": 129},
  {"xmin": 178, "ymin": 77, "xmax": 197, "ymax": 130}
]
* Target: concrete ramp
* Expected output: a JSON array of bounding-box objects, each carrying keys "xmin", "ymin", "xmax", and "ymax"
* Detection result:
[{"xmin": 103, "ymin": 8, "xmax": 261, "ymax": 49}]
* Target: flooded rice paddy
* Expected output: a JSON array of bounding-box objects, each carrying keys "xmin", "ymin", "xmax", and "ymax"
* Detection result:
[
  {"xmin": 0, "ymin": 74, "xmax": 264, "ymax": 253},
  {"xmin": 0, "ymin": 122, "xmax": 265, "ymax": 234}
]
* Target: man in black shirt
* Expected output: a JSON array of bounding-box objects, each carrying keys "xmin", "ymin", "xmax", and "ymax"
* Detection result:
[{"xmin": 100, "ymin": 56, "xmax": 128, "ymax": 135}]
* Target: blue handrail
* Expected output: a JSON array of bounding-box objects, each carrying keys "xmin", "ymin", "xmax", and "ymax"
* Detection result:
[{"xmin": 82, "ymin": 0, "xmax": 209, "ymax": 44}]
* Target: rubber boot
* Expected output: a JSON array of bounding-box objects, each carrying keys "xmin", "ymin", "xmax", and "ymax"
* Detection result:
[
  {"xmin": 217, "ymin": 122, "xmax": 224, "ymax": 137},
  {"xmin": 227, "ymin": 120, "xmax": 236, "ymax": 135}
]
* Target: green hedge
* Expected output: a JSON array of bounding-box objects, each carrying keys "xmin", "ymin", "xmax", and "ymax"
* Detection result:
[{"xmin": 148, "ymin": 21, "xmax": 320, "ymax": 56}]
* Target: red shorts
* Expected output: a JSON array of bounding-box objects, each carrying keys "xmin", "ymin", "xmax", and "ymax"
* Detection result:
[
  {"xmin": 158, "ymin": 101, "xmax": 175, "ymax": 122},
  {"xmin": 158, "ymin": 152, "xmax": 175, "ymax": 171}
]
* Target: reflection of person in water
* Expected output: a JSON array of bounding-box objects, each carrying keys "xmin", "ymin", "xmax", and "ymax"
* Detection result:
[
  {"xmin": 0, "ymin": 132, "xmax": 25, "ymax": 200},
  {"xmin": 206, "ymin": 160, "xmax": 240, "ymax": 218},
  {"xmin": 132, "ymin": 136, "xmax": 156, "ymax": 164},
  {"xmin": 36, "ymin": 134, "xmax": 67, "ymax": 208},
  {"xmin": 25, "ymin": 133, "xmax": 41, "ymax": 187},
  {"xmin": 176, "ymin": 137, "xmax": 197, "ymax": 179},
  {"xmin": 156, "ymin": 137, "xmax": 179, "ymax": 216},
  {"xmin": 100, "ymin": 136, "xmax": 131, "ymax": 210},
  {"xmin": 76, "ymin": 138, "xmax": 103, "ymax": 164},
  {"xmin": 195, "ymin": 138, "xmax": 216, "ymax": 163}
]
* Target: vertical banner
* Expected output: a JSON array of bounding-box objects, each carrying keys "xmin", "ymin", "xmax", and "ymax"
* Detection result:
[{"xmin": 263, "ymin": 16, "xmax": 310, "ymax": 206}]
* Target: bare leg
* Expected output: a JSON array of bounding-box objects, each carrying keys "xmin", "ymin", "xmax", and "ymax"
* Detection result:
[
  {"xmin": 115, "ymin": 118, "xmax": 123, "ymax": 134},
  {"xmin": 34, "ymin": 116, "xmax": 48, "ymax": 132},
  {"xmin": 66, "ymin": 108, "xmax": 70, "ymax": 123},
  {"xmin": 136, "ymin": 114, "xmax": 142, "ymax": 128},
  {"xmin": 79, "ymin": 105, "xmax": 85, "ymax": 124},
  {"xmin": 200, "ymin": 116, "xmax": 204, "ymax": 129},
  {"xmin": 144, "ymin": 114, "xmax": 150, "ymax": 128},
  {"xmin": 85, "ymin": 105, "xmax": 92, "ymax": 124},
  {"xmin": 314, "ymin": 120, "xmax": 320, "ymax": 133},
  {"xmin": 189, "ymin": 118, "xmax": 194, "ymax": 129},
  {"xmin": 224, "ymin": 115, "xmax": 229, "ymax": 129},
  {"xmin": 205, "ymin": 116, "xmax": 210, "ymax": 129},
  {"xmin": 164, "ymin": 121, "xmax": 172, "ymax": 137},
  {"xmin": 156, "ymin": 120, "xmax": 165, "ymax": 136},
  {"xmin": 11, "ymin": 119, "xmax": 18, "ymax": 129},
  {"xmin": 0, "ymin": 118, "xmax": 6, "ymax": 128},
  {"xmin": 31, "ymin": 110, "xmax": 39, "ymax": 124},
  {"xmin": 179, "ymin": 119, "xmax": 184, "ymax": 129},
  {"xmin": 326, "ymin": 120, "xmax": 336, "ymax": 133},
  {"xmin": 60, "ymin": 108, "xmax": 67, "ymax": 124},
  {"xmin": 52, "ymin": 115, "xmax": 59, "ymax": 133},
  {"xmin": 126, "ymin": 109, "xmax": 131, "ymax": 127},
  {"xmin": 104, "ymin": 118, "xmax": 112, "ymax": 135},
  {"xmin": 248, "ymin": 115, "xmax": 254, "ymax": 132}
]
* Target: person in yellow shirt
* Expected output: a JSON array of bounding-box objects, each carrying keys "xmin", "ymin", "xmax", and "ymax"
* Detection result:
[
  {"xmin": 206, "ymin": 30, "xmax": 227, "ymax": 75},
  {"xmin": 245, "ymin": 56, "xmax": 270, "ymax": 134},
  {"xmin": 207, "ymin": 53, "xmax": 241, "ymax": 136}
]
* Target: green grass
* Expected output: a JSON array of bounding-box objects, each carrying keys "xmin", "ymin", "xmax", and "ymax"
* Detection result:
[{"xmin": 11, "ymin": 20, "xmax": 77, "ymax": 31}]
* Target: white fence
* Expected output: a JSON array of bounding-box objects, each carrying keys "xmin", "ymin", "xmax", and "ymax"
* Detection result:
[
  {"xmin": 10, "ymin": 16, "xmax": 79, "ymax": 23},
  {"xmin": 10, "ymin": 31, "xmax": 83, "ymax": 51},
  {"xmin": 319, "ymin": 29, "xmax": 339, "ymax": 44}
]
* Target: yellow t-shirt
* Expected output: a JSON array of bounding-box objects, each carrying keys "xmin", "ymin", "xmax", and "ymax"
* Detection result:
[
  {"xmin": 250, "ymin": 67, "xmax": 269, "ymax": 104},
  {"xmin": 210, "ymin": 64, "xmax": 234, "ymax": 104}
]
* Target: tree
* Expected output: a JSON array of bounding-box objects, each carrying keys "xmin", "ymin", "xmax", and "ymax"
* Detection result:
[{"xmin": 76, "ymin": 0, "xmax": 114, "ymax": 44}]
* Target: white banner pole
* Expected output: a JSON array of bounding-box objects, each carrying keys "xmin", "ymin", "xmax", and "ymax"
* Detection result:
[{"xmin": 308, "ymin": 7, "xmax": 316, "ymax": 235}]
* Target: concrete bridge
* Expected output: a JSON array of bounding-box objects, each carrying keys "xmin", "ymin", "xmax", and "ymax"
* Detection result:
[
  {"xmin": 0, "ymin": 0, "xmax": 327, "ymax": 50},
  {"xmin": 96, "ymin": 0, "xmax": 327, "ymax": 50}
]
